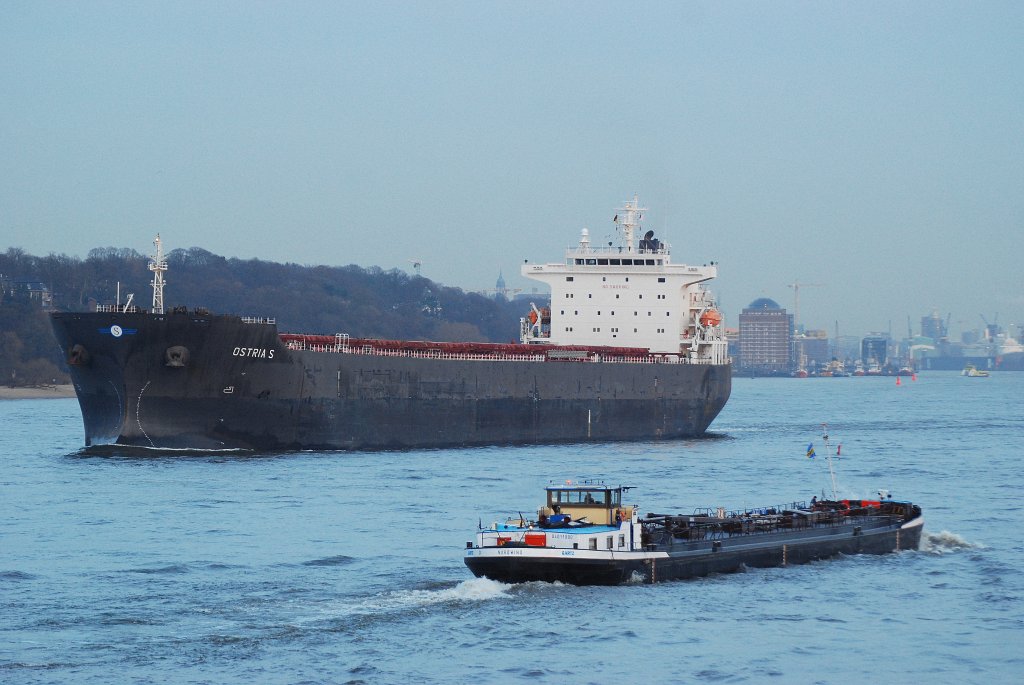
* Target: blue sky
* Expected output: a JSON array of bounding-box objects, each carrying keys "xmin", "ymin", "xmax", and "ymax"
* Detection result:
[{"xmin": 2, "ymin": 1, "xmax": 1021, "ymax": 338}]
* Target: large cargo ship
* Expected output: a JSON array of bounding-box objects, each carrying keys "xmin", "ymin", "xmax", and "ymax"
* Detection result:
[{"xmin": 50, "ymin": 197, "xmax": 731, "ymax": 451}]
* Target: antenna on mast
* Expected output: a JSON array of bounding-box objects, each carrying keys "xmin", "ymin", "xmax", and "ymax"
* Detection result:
[
  {"xmin": 149, "ymin": 234, "xmax": 168, "ymax": 315},
  {"xmin": 613, "ymin": 194, "xmax": 646, "ymax": 253},
  {"xmin": 821, "ymin": 423, "xmax": 838, "ymax": 500}
]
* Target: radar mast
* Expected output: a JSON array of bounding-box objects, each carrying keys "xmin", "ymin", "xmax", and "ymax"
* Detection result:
[{"xmin": 614, "ymin": 194, "xmax": 646, "ymax": 253}]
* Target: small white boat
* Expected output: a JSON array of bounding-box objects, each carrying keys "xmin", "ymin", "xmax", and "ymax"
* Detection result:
[{"xmin": 962, "ymin": 364, "xmax": 990, "ymax": 377}]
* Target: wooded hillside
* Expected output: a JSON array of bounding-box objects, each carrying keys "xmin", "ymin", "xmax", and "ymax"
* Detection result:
[{"xmin": 0, "ymin": 246, "xmax": 532, "ymax": 387}]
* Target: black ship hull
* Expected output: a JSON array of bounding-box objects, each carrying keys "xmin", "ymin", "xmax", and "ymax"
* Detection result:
[
  {"xmin": 51, "ymin": 311, "xmax": 731, "ymax": 451},
  {"xmin": 465, "ymin": 515, "xmax": 924, "ymax": 585}
]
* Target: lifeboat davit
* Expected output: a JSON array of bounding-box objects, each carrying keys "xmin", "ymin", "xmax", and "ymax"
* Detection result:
[{"xmin": 699, "ymin": 309, "xmax": 722, "ymax": 327}]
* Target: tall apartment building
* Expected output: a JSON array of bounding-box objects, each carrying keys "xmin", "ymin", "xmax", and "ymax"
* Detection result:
[{"xmin": 738, "ymin": 298, "xmax": 793, "ymax": 375}]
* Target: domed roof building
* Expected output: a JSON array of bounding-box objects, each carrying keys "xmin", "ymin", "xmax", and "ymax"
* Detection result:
[
  {"xmin": 738, "ymin": 297, "xmax": 793, "ymax": 375},
  {"xmin": 748, "ymin": 297, "xmax": 781, "ymax": 310}
]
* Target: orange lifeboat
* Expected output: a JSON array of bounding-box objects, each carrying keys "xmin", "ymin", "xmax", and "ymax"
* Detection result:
[{"xmin": 699, "ymin": 309, "xmax": 722, "ymax": 327}]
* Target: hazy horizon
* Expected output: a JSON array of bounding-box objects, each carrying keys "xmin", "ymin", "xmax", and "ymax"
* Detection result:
[{"xmin": 3, "ymin": 2, "xmax": 1021, "ymax": 339}]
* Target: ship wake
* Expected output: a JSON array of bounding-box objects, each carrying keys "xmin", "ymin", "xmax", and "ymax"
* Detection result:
[{"xmin": 920, "ymin": 530, "xmax": 977, "ymax": 554}]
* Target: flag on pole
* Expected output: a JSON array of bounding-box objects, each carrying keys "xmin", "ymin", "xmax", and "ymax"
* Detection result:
[{"xmin": 806, "ymin": 443, "xmax": 816, "ymax": 459}]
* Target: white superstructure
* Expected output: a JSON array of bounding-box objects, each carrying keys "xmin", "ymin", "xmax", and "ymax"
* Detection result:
[{"xmin": 521, "ymin": 196, "xmax": 727, "ymax": 363}]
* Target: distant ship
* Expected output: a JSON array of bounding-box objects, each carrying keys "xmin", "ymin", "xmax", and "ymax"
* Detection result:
[
  {"xmin": 961, "ymin": 363, "xmax": 990, "ymax": 378},
  {"xmin": 50, "ymin": 197, "xmax": 732, "ymax": 450}
]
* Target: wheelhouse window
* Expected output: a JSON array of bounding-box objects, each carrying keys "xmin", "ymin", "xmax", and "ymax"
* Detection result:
[{"xmin": 548, "ymin": 489, "xmax": 612, "ymax": 506}]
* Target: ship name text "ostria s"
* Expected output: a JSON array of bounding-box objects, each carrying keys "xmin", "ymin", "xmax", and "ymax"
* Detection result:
[{"xmin": 232, "ymin": 347, "xmax": 275, "ymax": 359}]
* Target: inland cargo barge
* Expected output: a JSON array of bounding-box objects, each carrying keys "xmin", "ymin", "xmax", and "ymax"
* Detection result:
[
  {"xmin": 464, "ymin": 480, "xmax": 924, "ymax": 585},
  {"xmin": 50, "ymin": 196, "xmax": 731, "ymax": 450}
]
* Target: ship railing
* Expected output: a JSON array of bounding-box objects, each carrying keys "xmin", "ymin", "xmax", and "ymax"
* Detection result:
[
  {"xmin": 96, "ymin": 304, "xmax": 144, "ymax": 313},
  {"xmin": 565, "ymin": 245, "xmax": 670, "ymax": 257},
  {"xmin": 282, "ymin": 340, "xmax": 725, "ymax": 365},
  {"xmin": 241, "ymin": 316, "xmax": 276, "ymax": 325}
]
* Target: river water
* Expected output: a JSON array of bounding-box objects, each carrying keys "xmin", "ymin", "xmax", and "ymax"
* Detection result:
[{"xmin": 2, "ymin": 372, "xmax": 1022, "ymax": 684}]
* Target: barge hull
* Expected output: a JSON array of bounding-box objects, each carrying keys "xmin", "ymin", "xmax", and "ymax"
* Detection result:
[{"xmin": 465, "ymin": 517, "xmax": 924, "ymax": 585}]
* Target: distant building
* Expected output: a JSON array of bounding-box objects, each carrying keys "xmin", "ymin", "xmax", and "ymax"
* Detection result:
[
  {"xmin": 724, "ymin": 327, "xmax": 740, "ymax": 362},
  {"xmin": 921, "ymin": 310, "xmax": 947, "ymax": 340},
  {"xmin": 796, "ymin": 329, "xmax": 830, "ymax": 369},
  {"xmin": 7, "ymin": 280, "xmax": 53, "ymax": 310},
  {"xmin": 738, "ymin": 298, "xmax": 792, "ymax": 375},
  {"xmin": 861, "ymin": 335, "xmax": 889, "ymax": 367},
  {"xmin": 487, "ymin": 270, "xmax": 523, "ymax": 301}
]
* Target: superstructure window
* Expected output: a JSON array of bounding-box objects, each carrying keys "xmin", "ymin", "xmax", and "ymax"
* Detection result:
[
  {"xmin": 658, "ymin": 277, "xmax": 666, "ymax": 283},
  {"xmin": 566, "ymin": 276, "xmax": 574, "ymax": 282},
  {"xmin": 610, "ymin": 259, "xmax": 621, "ymax": 265},
  {"xmin": 598, "ymin": 259, "xmax": 608, "ymax": 265}
]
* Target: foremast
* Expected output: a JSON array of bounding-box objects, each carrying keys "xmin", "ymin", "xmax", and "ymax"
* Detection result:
[{"xmin": 149, "ymin": 234, "xmax": 168, "ymax": 315}]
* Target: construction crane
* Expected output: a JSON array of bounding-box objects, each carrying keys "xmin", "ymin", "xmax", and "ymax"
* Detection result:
[
  {"xmin": 786, "ymin": 281, "xmax": 823, "ymax": 333},
  {"xmin": 980, "ymin": 313, "xmax": 999, "ymax": 340}
]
